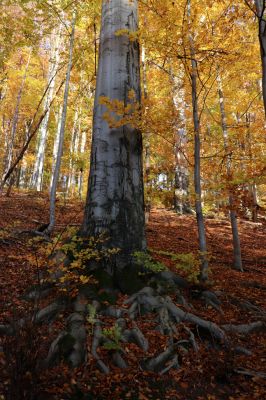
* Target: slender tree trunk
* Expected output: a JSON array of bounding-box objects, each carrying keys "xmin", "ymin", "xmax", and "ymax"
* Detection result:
[
  {"xmin": 2, "ymin": 116, "xmax": 11, "ymax": 174},
  {"xmin": 78, "ymin": 127, "xmax": 87, "ymax": 198},
  {"xmin": 187, "ymin": 0, "xmax": 209, "ymax": 281},
  {"xmin": 171, "ymin": 66, "xmax": 191, "ymax": 214},
  {"xmin": 17, "ymin": 123, "xmax": 31, "ymax": 189},
  {"xmin": 246, "ymin": 115, "xmax": 259, "ymax": 222},
  {"xmin": 0, "ymin": 77, "xmax": 66, "ymax": 192},
  {"xmin": 67, "ymin": 108, "xmax": 80, "ymax": 196},
  {"xmin": 142, "ymin": 44, "xmax": 152, "ymax": 222},
  {"xmin": 31, "ymin": 25, "xmax": 62, "ymax": 191},
  {"xmin": 81, "ymin": 0, "xmax": 146, "ymax": 258},
  {"xmin": 216, "ymin": 70, "xmax": 243, "ymax": 271},
  {"xmin": 51, "ymin": 105, "xmax": 63, "ymax": 188},
  {"xmin": 47, "ymin": 11, "xmax": 76, "ymax": 234},
  {"xmin": 3, "ymin": 50, "xmax": 31, "ymax": 179}
]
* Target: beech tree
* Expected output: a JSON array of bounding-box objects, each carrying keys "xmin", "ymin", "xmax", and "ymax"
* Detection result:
[{"xmin": 81, "ymin": 0, "xmax": 146, "ymax": 258}]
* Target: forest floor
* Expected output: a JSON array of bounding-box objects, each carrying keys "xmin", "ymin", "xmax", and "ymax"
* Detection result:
[{"xmin": 0, "ymin": 192, "xmax": 265, "ymax": 400}]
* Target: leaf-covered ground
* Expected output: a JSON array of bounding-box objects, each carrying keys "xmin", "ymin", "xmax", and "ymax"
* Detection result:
[{"xmin": 0, "ymin": 193, "xmax": 265, "ymax": 399}]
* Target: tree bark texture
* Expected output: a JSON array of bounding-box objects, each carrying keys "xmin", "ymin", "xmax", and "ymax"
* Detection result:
[{"xmin": 81, "ymin": 0, "xmax": 146, "ymax": 255}]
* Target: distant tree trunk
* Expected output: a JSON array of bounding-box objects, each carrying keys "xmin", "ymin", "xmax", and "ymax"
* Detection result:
[
  {"xmin": 81, "ymin": 0, "xmax": 146, "ymax": 259},
  {"xmin": 46, "ymin": 11, "xmax": 76, "ymax": 234},
  {"xmin": 78, "ymin": 128, "xmax": 87, "ymax": 199},
  {"xmin": 187, "ymin": 0, "xmax": 209, "ymax": 281},
  {"xmin": 17, "ymin": 122, "xmax": 31, "ymax": 189},
  {"xmin": 31, "ymin": 26, "xmax": 62, "ymax": 191},
  {"xmin": 67, "ymin": 107, "xmax": 80, "ymax": 196},
  {"xmin": 246, "ymin": 113, "xmax": 259, "ymax": 222},
  {"xmin": 0, "ymin": 77, "xmax": 66, "ymax": 192},
  {"xmin": 171, "ymin": 66, "xmax": 191, "ymax": 214},
  {"xmin": 217, "ymin": 69, "xmax": 243, "ymax": 272},
  {"xmin": 50, "ymin": 105, "xmax": 63, "ymax": 188},
  {"xmin": 254, "ymin": 0, "xmax": 266, "ymax": 117},
  {"xmin": 2, "ymin": 116, "xmax": 11, "ymax": 174},
  {"xmin": 3, "ymin": 50, "xmax": 31, "ymax": 180},
  {"xmin": 142, "ymin": 44, "xmax": 151, "ymax": 222}
]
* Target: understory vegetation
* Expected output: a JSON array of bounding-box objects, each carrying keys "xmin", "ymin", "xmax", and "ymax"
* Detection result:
[{"xmin": 0, "ymin": 196, "xmax": 265, "ymax": 399}]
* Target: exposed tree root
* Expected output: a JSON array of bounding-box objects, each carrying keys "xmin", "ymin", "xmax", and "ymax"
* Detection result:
[
  {"xmin": 201, "ymin": 290, "xmax": 223, "ymax": 314},
  {"xmin": 233, "ymin": 368, "xmax": 266, "ymax": 379},
  {"xmin": 228, "ymin": 296, "xmax": 266, "ymax": 318},
  {"xmin": 67, "ymin": 313, "xmax": 87, "ymax": 367},
  {"xmin": 122, "ymin": 322, "xmax": 149, "ymax": 352},
  {"xmin": 91, "ymin": 321, "xmax": 110, "ymax": 374},
  {"xmin": 142, "ymin": 344, "xmax": 180, "ymax": 373},
  {"xmin": 34, "ymin": 302, "xmax": 63, "ymax": 324},
  {"xmin": 2, "ymin": 265, "xmax": 265, "ymax": 376},
  {"xmin": 222, "ymin": 321, "xmax": 265, "ymax": 335}
]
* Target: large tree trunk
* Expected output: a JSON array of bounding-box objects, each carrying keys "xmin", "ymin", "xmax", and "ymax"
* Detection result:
[
  {"xmin": 187, "ymin": 0, "xmax": 209, "ymax": 281},
  {"xmin": 255, "ymin": 0, "xmax": 266, "ymax": 117},
  {"xmin": 81, "ymin": 0, "xmax": 146, "ymax": 257},
  {"xmin": 216, "ymin": 70, "xmax": 243, "ymax": 272}
]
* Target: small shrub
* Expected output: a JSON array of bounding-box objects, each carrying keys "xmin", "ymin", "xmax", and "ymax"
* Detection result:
[
  {"xmin": 133, "ymin": 251, "xmax": 167, "ymax": 274},
  {"xmin": 102, "ymin": 324, "xmax": 122, "ymax": 351},
  {"xmin": 151, "ymin": 249, "xmax": 208, "ymax": 283},
  {"xmin": 86, "ymin": 304, "xmax": 97, "ymax": 334},
  {"xmin": 47, "ymin": 232, "xmax": 120, "ymax": 296}
]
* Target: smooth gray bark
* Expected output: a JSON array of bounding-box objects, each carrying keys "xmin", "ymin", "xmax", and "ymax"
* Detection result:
[
  {"xmin": 188, "ymin": 0, "xmax": 208, "ymax": 281},
  {"xmin": 216, "ymin": 71, "xmax": 243, "ymax": 272},
  {"xmin": 47, "ymin": 11, "xmax": 76, "ymax": 234},
  {"xmin": 81, "ymin": 0, "xmax": 146, "ymax": 256}
]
